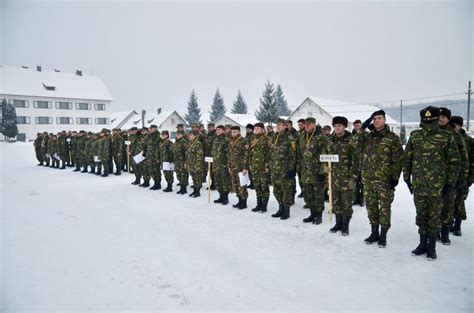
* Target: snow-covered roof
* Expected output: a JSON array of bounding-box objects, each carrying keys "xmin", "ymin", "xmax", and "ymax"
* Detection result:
[
  {"xmin": 217, "ymin": 113, "xmax": 259, "ymax": 127},
  {"xmin": 291, "ymin": 96, "xmax": 398, "ymax": 125},
  {"xmin": 0, "ymin": 65, "xmax": 113, "ymax": 101},
  {"xmin": 110, "ymin": 110, "xmax": 138, "ymax": 128},
  {"xmin": 145, "ymin": 110, "xmax": 186, "ymax": 128}
]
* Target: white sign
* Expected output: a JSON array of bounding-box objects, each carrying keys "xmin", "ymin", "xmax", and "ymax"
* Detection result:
[
  {"xmin": 162, "ymin": 162, "xmax": 174, "ymax": 171},
  {"xmin": 133, "ymin": 151, "xmax": 146, "ymax": 164},
  {"xmin": 94, "ymin": 156, "xmax": 100, "ymax": 162},
  {"xmin": 238, "ymin": 171, "xmax": 250, "ymax": 187},
  {"xmin": 205, "ymin": 157, "xmax": 214, "ymax": 163},
  {"xmin": 320, "ymin": 154, "xmax": 339, "ymax": 162},
  {"xmin": 125, "ymin": 140, "xmax": 131, "ymax": 145}
]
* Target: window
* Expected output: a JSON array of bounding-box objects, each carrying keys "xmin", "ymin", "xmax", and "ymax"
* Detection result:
[
  {"xmin": 57, "ymin": 117, "xmax": 73, "ymax": 124},
  {"xmin": 16, "ymin": 133, "xmax": 26, "ymax": 142},
  {"xmin": 9, "ymin": 99, "xmax": 29, "ymax": 108},
  {"xmin": 16, "ymin": 116, "xmax": 31, "ymax": 124},
  {"xmin": 33, "ymin": 101, "xmax": 52, "ymax": 109},
  {"xmin": 77, "ymin": 117, "xmax": 92, "ymax": 125},
  {"xmin": 35, "ymin": 116, "xmax": 52, "ymax": 124},
  {"xmin": 55, "ymin": 102, "xmax": 73, "ymax": 110},
  {"xmin": 94, "ymin": 103, "xmax": 106, "ymax": 111},
  {"xmin": 76, "ymin": 103, "xmax": 91, "ymax": 110},
  {"xmin": 95, "ymin": 117, "xmax": 109, "ymax": 125}
]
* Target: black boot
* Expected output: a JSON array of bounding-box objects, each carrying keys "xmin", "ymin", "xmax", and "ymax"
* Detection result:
[
  {"xmin": 260, "ymin": 198, "xmax": 268, "ymax": 213},
  {"xmin": 163, "ymin": 183, "xmax": 173, "ymax": 192},
  {"xmin": 221, "ymin": 193, "xmax": 229, "ymax": 205},
  {"xmin": 364, "ymin": 224, "xmax": 379, "ymax": 244},
  {"xmin": 114, "ymin": 169, "xmax": 121, "ymax": 176},
  {"xmin": 177, "ymin": 185, "xmax": 187, "ymax": 195},
  {"xmin": 214, "ymin": 193, "xmax": 223, "ymax": 203},
  {"xmin": 330, "ymin": 214, "xmax": 343, "ymax": 233},
  {"xmin": 101, "ymin": 171, "xmax": 108, "ymax": 177},
  {"xmin": 60, "ymin": 163, "xmax": 66, "ymax": 170},
  {"xmin": 140, "ymin": 179, "xmax": 150, "ymax": 188},
  {"xmin": 131, "ymin": 177, "xmax": 141, "ymax": 185},
  {"xmin": 192, "ymin": 187, "xmax": 201, "ymax": 198},
  {"xmin": 378, "ymin": 227, "xmax": 388, "ymax": 248},
  {"xmin": 150, "ymin": 181, "xmax": 161, "ymax": 190},
  {"xmin": 452, "ymin": 219, "xmax": 462, "ymax": 236},
  {"xmin": 411, "ymin": 234, "xmax": 428, "ymax": 256},
  {"xmin": 73, "ymin": 165, "xmax": 81, "ymax": 172},
  {"xmin": 441, "ymin": 224, "xmax": 451, "ymax": 245},
  {"xmin": 280, "ymin": 206, "xmax": 290, "ymax": 220},
  {"xmin": 237, "ymin": 198, "xmax": 247, "ymax": 210},
  {"xmin": 312, "ymin": 212, "xmax": 323, "ymax": 225},
  {"xmin": 303, "ymin": 211, "xmax": 316, "ymax": 223},
  {"xmin": 341, "ymin": 216, "xmax": 351, "ymax": 236},
  {"xmin": 96, "ymin": 167, "xmax": 102, "ymax": 176},
  {"xmin": 210, "ymin": 181, "xmax": 216, "ymax": 191},
  {"xmin": 233, "ymin": 197, "xmax": 242, "ymax": 208},
  {"xmin": 189, "ymin": 187, "xmax": 196, "ymax": 197},
  {"xmin": 81, "ymin": 166, "xmax": 88, "ymax": 173},
  {"xmin": 251, "ymin": 197, "xmax": 262, "ymax": 212},
  {"xmin": 427, "ymin": 235, "xmax": 437, "ymax": 260},
  {"xmin": 272, "ymin": 204, "xmax": 284, "ymax": 218}
]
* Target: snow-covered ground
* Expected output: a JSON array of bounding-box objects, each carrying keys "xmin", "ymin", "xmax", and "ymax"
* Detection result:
[{"xmin": 1, "ymin": 142, "xmax": 473, "ymax": 312}]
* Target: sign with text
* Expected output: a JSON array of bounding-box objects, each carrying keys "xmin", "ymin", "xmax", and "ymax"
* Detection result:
[{"xmin": 320, "ymin": 154, "xmax": 339, "ymax": 162}]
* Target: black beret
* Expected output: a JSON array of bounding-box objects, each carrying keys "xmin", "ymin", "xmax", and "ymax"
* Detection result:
[
  {"xmin": 246, "ymin": 123, "xmax": 254, "ymax": 129},
  {"xmin": 216, "ymin": 125, "xmax": 225, "ymax": 130},
  {"xmin": 372, "ymin": 110, "xmax": 386, "ymax": 118},
  {"xmin": 439, "ymin": 107, "xmax": 452, "ymax": 119},
  {"xmin": 150, "ymin": 124, "xmax": 158, "ymax": 129},
  {"xmin": 254, "ymin": 122, "xmax": 265, "ymax": 129},
  {"xmin": 420, "ymin": 106, "xmax": 440, "ymax": 122},
  {"xmin": 208, "ymin": 123, "xmax": 215, "ymax": 127},
  {"xmin": 130, "ymin": 127, "xmax": 138, "ymax": 131},
  {"xmin": 231, "ymin": 126, "xmax": 241, "ymax": 131},
  {"xmin": 353, "ymin": 119, "xmax": 362, "ymax": 124},
  {"xmin": 332, "ymin": 116, "xmax": 348, "ymax": 127},
  {"xmin": 450, "ymin": 116, "xmax": 463, "ymax": 127},
  {"xmin": 297, "ymin": 119, "xmax": 306, "ymax": 124}
]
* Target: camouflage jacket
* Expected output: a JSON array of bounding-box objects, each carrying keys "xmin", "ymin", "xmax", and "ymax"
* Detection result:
[
  {"xmin": 300, "ymin": 128, "xmax": 328, "ymax": 184},
  {"xmin": 440, "ymin": 124, "xmax": 470, "ymax": 186},
  {"xmin": 245, "ymin": 132, "xmax": 256, "ymax": 160},
  {"xmin": 98, "ymin": 136, "xmax": 110, "ymax": 160},
  {"xmin": 160, "ymin": 138, "xmax": 173, "ymax": 163},
  {"xmin": 143, "ymin": 131, "xmax": 161, "ymax": 161},
  {"xmin": 326, "ymin": 131, "xmax": 359, "ymax": 189},
  {"xmin": 172, "ymin": 137, "xmax": 188, "ymax": 168},
  {"xmin": 57, "ymin": 136, "xmax": 67, "ymax": 156},
  {"xmin": 354, "ymin": 125, "xmax": 403, "ymax": 186},
  {"xmin": 249, "ymin": 133, "xmax": 271, "ymax": 173},
  {"xmin": 33, "ymin": 136, "xmax": 42, "ymax": 149},
  {"xmin": 403, "ymin": 122, "xmax": 461, "ymax": 190},
  {"xmin": 186, "ymin": 138, "xmax": 204, "ymax": 173},
  {"xmin": 204, "ymin": 130, "xmax": 216, "ymax": 157},
  {"xmin": 112, "ymin": 134, "xmax": 124, "ymax": 156},
  {"xmin": 270, "ymin": 131, "xmax": 297, "ymax": 179},
  {"xmin": 459, "ymin": 129, "xmax": 474, "ymax": 185},
  {"xmin": 228, "ymin": 135, "xmax": 248, "ymax": 172},
  {"xmin": 211, "ymin": 134, "xmax": 229, "ymax": 169}
]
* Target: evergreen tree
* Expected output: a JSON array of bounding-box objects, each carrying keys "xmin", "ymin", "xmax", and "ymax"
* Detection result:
[
  {"xmin": 184, "ymin": 90, "xmax": 202, "ymax": 126},
  {"xmin": 231, "ymin": 90, "xmax": 248, "ymax": 114},
  {"xmin": 400, "ymin": 125, "xmax": 407, "ymax": 145},
  {"xmin": 255, "ymin": 81, "xmax": 279, "ymax": 124},
  {"xmin": 209, "ymin": 88, "xmax": 226, "ymax": 123},
  {"xmin": 275, "ymin": 84, "xmax": 291, "ymax": 116},
  {"xmin": 1, "ymin": 98, "xmax": 18, "ymax": 140}
]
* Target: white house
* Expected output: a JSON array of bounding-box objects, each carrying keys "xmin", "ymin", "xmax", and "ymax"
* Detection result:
[
  {"xmin": 289, "ymin": 96, "xmax": 398, "ymax": 132},
  {"xmin": 214, "ymin": 113, "xmax": 260, "ymax": 133},
  {"xmin": 110, "ymin": 110, "xmax": 139, "ymax": 129},
  {"xmin": 0, "ymin": 65, "xmax": 113, "ymax": 141}
]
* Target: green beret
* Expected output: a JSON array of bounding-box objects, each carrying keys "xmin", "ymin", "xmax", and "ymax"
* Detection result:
[{"xmin": 305, "ymin": 117, "xmax": 316, "ymax": 124}]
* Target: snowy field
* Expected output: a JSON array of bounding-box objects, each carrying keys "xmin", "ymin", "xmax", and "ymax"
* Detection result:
[{"xmin": 1, "ymin": 142, "xmax": 473, "ymax": 312}]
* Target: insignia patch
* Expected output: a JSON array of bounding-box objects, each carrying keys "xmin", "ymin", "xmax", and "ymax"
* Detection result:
[
  {"xmin": 425, "ymin": 111, "xmax": 431, "ymax": 117},
  {"xmin": 291, "ymin": 142, "xmax": 296, "ymax": 151}
]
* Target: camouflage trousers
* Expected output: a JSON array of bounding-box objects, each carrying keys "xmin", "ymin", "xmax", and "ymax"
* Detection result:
[
  {"xmin": 333, "ymin": 188, "xmax": 353, "ymax": 218},
  {"xmin": 35, "ymin": 148, "xmax": 43, "ymax": 163},
  {"xmin": 441, "ymin": 188, "xmax": 456, "ymax": 225},
  {"xmin": 99, "ymin": 155, "xmax": 110, "ymax": 174},
  {"xmin": 113, "ymin": 154, "xmax": 122, "ymax": 171},
  {"xmin": 162, "ymin": 170, "xmax": 174, "ymax": 184},
  {"xmin": 303, "ymin": 181, "xmax": 326, "ymax": 214},
  {"xmin": 364, "ymin": 183, "xmax": 394, "ymax": 229},
  {"xmin": 353, "ymin": 174, "xmax": 364, "ymax": 204},
  {"xmin": 213, "ymin": 165, "xmax": 230, "ymax": 194},
  {"xmin": 190, "ymin": 170, "xmax": 203, "ymax": 188},
  {"xmin": 174, "ymin": 165, "xmax": 188, "ymax": 186},
  {"xmin": 230, "ymin": 170, "xmax": 248, "ymax": 199},
  {"xmin": 272, "ymin": 177, "xmax": 295, "ymax": 207},
  {"xmin": 414, "ymin": 188, "xmax": 442, "ymax": 236},
  {"xmin": 143, "ymin": 159, "xmax": 161, "ymax": 182},
  {"xmin": 252, "ymin": 171, "xmax": 270, "ymax": 199},
  {"xmin": 453, "ymin": 186, "xmax": 469, "ymax": 221}
]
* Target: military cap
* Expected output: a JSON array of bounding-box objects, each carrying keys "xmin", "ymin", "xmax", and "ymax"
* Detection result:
[
  {"xmin": 332, "ymin": 116, "xmax": 348, "ymax": 127},
  {"xmin": 323, "ymin": 125, "xmax": 332, "ymax": 130},
  {"xmin": 231, "ymin": 126, "xmax": 241, "ymax": 131},
  {"xmin": 254, "ymin": 122, "xmax": 265, "ymax": 129},
  {"xmin": 207, "ymin": 123, "xmax": 215, "ymax": 127},
  {"xmin": 353, "ymin": 119, "xmax": 362, "ymax": 124},
  {"xmin": 149, "ymin": 124, "xmax": 157, "ymax": 129},
  {"xmin": 297, "ymin": 119, "xmax": 306, "ymax": 124},
  {"xmin": 439, "ymin": 107, "xmax": 452, "ymax": 119},
  {"xmin": 225, "ymin": 124, "xmax": 232, "ymax": 128},
  {"xmin": 246, "ymin": 123, "xmax": 254, "ymax": 130},
  {"xmin": 176, "ymin": 130, "xmax": 185, "ymax": 135},
  {"xmin": 130, "ymin": 127, "xmax": 138, "ymax": 131},
  {"xmin": 177, "ymin": 124, "xmax": 184, "ymax": 128},
  {"xmin": 276, "ymin": 118, "xmax": 287, "ymax": 124},
  {"xmin": 372, "ymin": 110, "xmax": 386, "ymax": 118},
  {"xmin": 420, "ymin": 106, "xmax": 440, "ymax": 122},
  {"xmin": 141, "ymin": 127, "xmax": 149, "ymax": 131},
  {"xmin": 450, "ymin": 116, "xmax": 463, "ymax": 127},
  {"xmin": 161, "ymin": 130, "xmax": 169, "ymax": 135},
  {"xmin": 305, "ymin": 117, "xmax": 316, "ymax": 124},
  {"xmin": 286, "ymin": 120, "xmax": 293, "ymax": 125},
  {"xmin": 216, "ymin": 125, "xmax": 225, "ymax": 130}
]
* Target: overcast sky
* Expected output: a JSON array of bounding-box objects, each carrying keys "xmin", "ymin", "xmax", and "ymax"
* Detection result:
[{"xmin": 1, "ymin": 0, "xmax": 473, "ymax": 117}]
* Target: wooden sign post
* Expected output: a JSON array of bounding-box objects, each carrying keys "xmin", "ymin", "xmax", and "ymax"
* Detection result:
[
  {"xmin": 320, "ymin": 154, "xmax": 339, "ymax": 221},
  {"xmin": 125, "ymin": 140, "xmax": 131, "ymax": 173},
  {"xmin": 67, "ymin": 138, "xmax": 72, "ymax": 165},
  {"xmin": 205, "ymin": 157, "xmax": 214, "ymax": 202}
]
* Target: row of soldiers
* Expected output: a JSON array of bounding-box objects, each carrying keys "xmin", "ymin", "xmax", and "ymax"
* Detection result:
[{"xmin": 34, "ymin": 106, "xmax": 473, "ymax": 261}]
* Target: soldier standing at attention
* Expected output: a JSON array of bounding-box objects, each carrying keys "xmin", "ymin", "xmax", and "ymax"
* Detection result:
[
  {"xmin": 300, "ymin": 117, "xmax": 328, "ymax": 224},
  {"xmin": 143, "ymin": 125, "xmax": 162, "ymax": 190},
  {"xmin": 128, "ymin": 127, "xmax": 140, "ymax": 184},
  {"xmin": 33, "ymin": 133, "xmax": 43, "ymax": 166},
  {"xmin": 186, "ymin": 130, "xmax": 204, "ymax": 197},
  {"xmin": 228, "ymin": 126, "xmax": 249, "ymax": 209},
  {"xmin": 266, "ymin": 125, "xmax": 275, "ymax": 139},
  {"xmin": 111, "ymin": 128, "xmax": 124, "ymax": 175},
  {"xmin": 212, "ymin": 125, "xmax": 231, "ymax": 205},
  {"xmin": 250, "ymin": 122, "xmax": 271, "ymax": 213},
  {"xmin": 98, "ymin": 129, "xmax": 111, "ymax": 177},
  {"xmin": 270, "ymin": 118, "xmax": 297, "ymax": 220},
  {"xmin": 137, "ymin": 128, "xmax": 149, "ymax": 186},
  {"xmin": 41, "ymin": 132, "xmax": 50, "ymax": 167},
  {"xmin": 354, "ymin": 110, "xmax": 403, "ymax": 248},
  {"xmin": 327, "ymin": 116, "xmax": 359, "ymax": 235},
  {"xmin": 205, "ymin": 123, "xmax": 217, "ymax": 190},
  {"xmin": 160, "ymin": 130, "xmax": 174, "ymax": 192},
  {"xmin": 173, "ymin": 130, "xmax": 189, "ymax": 195},
  {"xmin": 352, "ymin": 119, "xmax": 364, "ymax": 206},
  {"xmin": 245, "ymin": 124, "xmax": 256, "ymax": 190},
  {"xmin": 403, "ymin": 106, "xmax": 461, "ymax": 260},
  {"xmin": 296, "ymin": 119, "xmax": 306, "ymax": 198}
]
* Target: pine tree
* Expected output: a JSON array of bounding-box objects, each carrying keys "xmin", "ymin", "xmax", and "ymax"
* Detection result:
[
  {"xmin": 400, "ymin": 125, "xmax": 407, "ymax": 145},
  {"xmin": 209, "ymin": 88, "xmax": 226, "ymax": 123},
  {"xmin": 275, "ymin": 84, "xmax": 291, "ymax": 116},
  {"xmin": 1, "ymin": 98, "xmax": 18, "ymax": 140},
  {"xmin": 184, "ymin": 90, "xmax": 202, "ymax": 126},
  {"xmin": 231, "ymin": 90, "xmax": 248, "ymax": 114},
  {"xmin": 255, "ymin": 81, "xmax": 279, "ymax": 124}
]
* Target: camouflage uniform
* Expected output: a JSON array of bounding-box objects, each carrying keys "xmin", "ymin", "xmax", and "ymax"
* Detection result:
[
  {"xmin": 453, "ymin": 129, "xmax": 472, "ymax": 223},
  {"xmin": 297, "ymin": 128, "xmax": 306, "ymax": 194},
  {"xmin": 186, "ymin": 138, "xmax": 204, "ymax": 188},
  {"xmin": 33, "ymin": 135, "xmax": 43, "ymax": 164},
  {"xmin": 98, "ymin": 135, "xmax": 110, "ymax": 175},
  {"xmin": 160, "ymin": 138, "xmax": 174, "ymax": 185},
  {"xmin": 205, "ymin": 129, "xmax": 217, "ymax": 186},
  {"xmin": 70, "ymin": 135, "xmax": 78, "ymax": 166},
  {"xmin": 143, "ymin": 131, "xmax": 161, "ymax": 185},
  {"xmin": 228, "ymin": 135, "xmax": 249, "ymax": 200},
  {"xmin": 249, "ymin": 133, "xmax": 271, "ymax": 200},
  {"xmin": 57, "ymin": 135, "xmax": 67, "ymax": 168},
  {"xmin": 112, "ymin": 133, "xmax": 124, "ymax": 173},
  {"xmin": 84, "ymin": 136, "xmax": 93, "ymax": 172},
  {"xmin": 211, "ymin": 134, "xmax": 231, "ymax": 195},
  {"xmin": 48, "ymin": 137, "xmax": 58, "ymax": 168},
  {"xmin": 76, "ymin": 134, "xmax": 87, "ymax": 170},
  {"xmin": 173, "ymin": 136, "xmax": 189, "ymax": 187}
]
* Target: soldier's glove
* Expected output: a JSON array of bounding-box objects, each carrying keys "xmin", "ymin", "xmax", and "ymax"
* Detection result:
[
  {"xmin": 142, "ymin": 152, "xmax": 147, "ymax": 157},
  {"xmin": 442, "ymin": 184, "xmax": 452, "ymax": 197},
  {"xmin": 317, "ymin": 174, "xmax": 326, "ymax": 182},
  {"xmin": 389, "ymin": 177, "xmax": 399, "ymax": 189},
  {"xmin": 286, "ymin": 170, "xmax": 296, "ymax": 179},
  {"xmin": 362, "ymin": 116, "xmax": 373, "ymax": 130},
  {"xmin": 404, "ymin": 179, "xmax": 413, "ymax": 194}
]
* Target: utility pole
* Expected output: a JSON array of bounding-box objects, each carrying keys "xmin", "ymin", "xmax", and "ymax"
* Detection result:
[
  {"xmin": 141, "ymin": 109, "xmax": 146, "ymax": 128},
  {"xmin": 467, "ymin": 81, "xmax": 472, "ymax": 131},
  {"xmin": 400, "ymin": 99, "xmax": 403, "ymax": 131}
]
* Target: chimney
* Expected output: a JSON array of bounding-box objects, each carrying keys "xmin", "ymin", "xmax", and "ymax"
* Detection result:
[
  {"xmin": 36, "ymin": 65, "xmax": 42, "ymax": 72},
  {"xmin": 157, "ymin": 108, "xmax": 162, "ymax": 115},
  {"xmin": 21, "ymin": 65, "xmax": 29, "ymax": 69},
  {"xmin": 76, "ymin": 70, "xmax": 82, "ymax": 76},
  {"xmin": 54, "ymin": 69, "xmax": 60, "ymax": 72}
]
